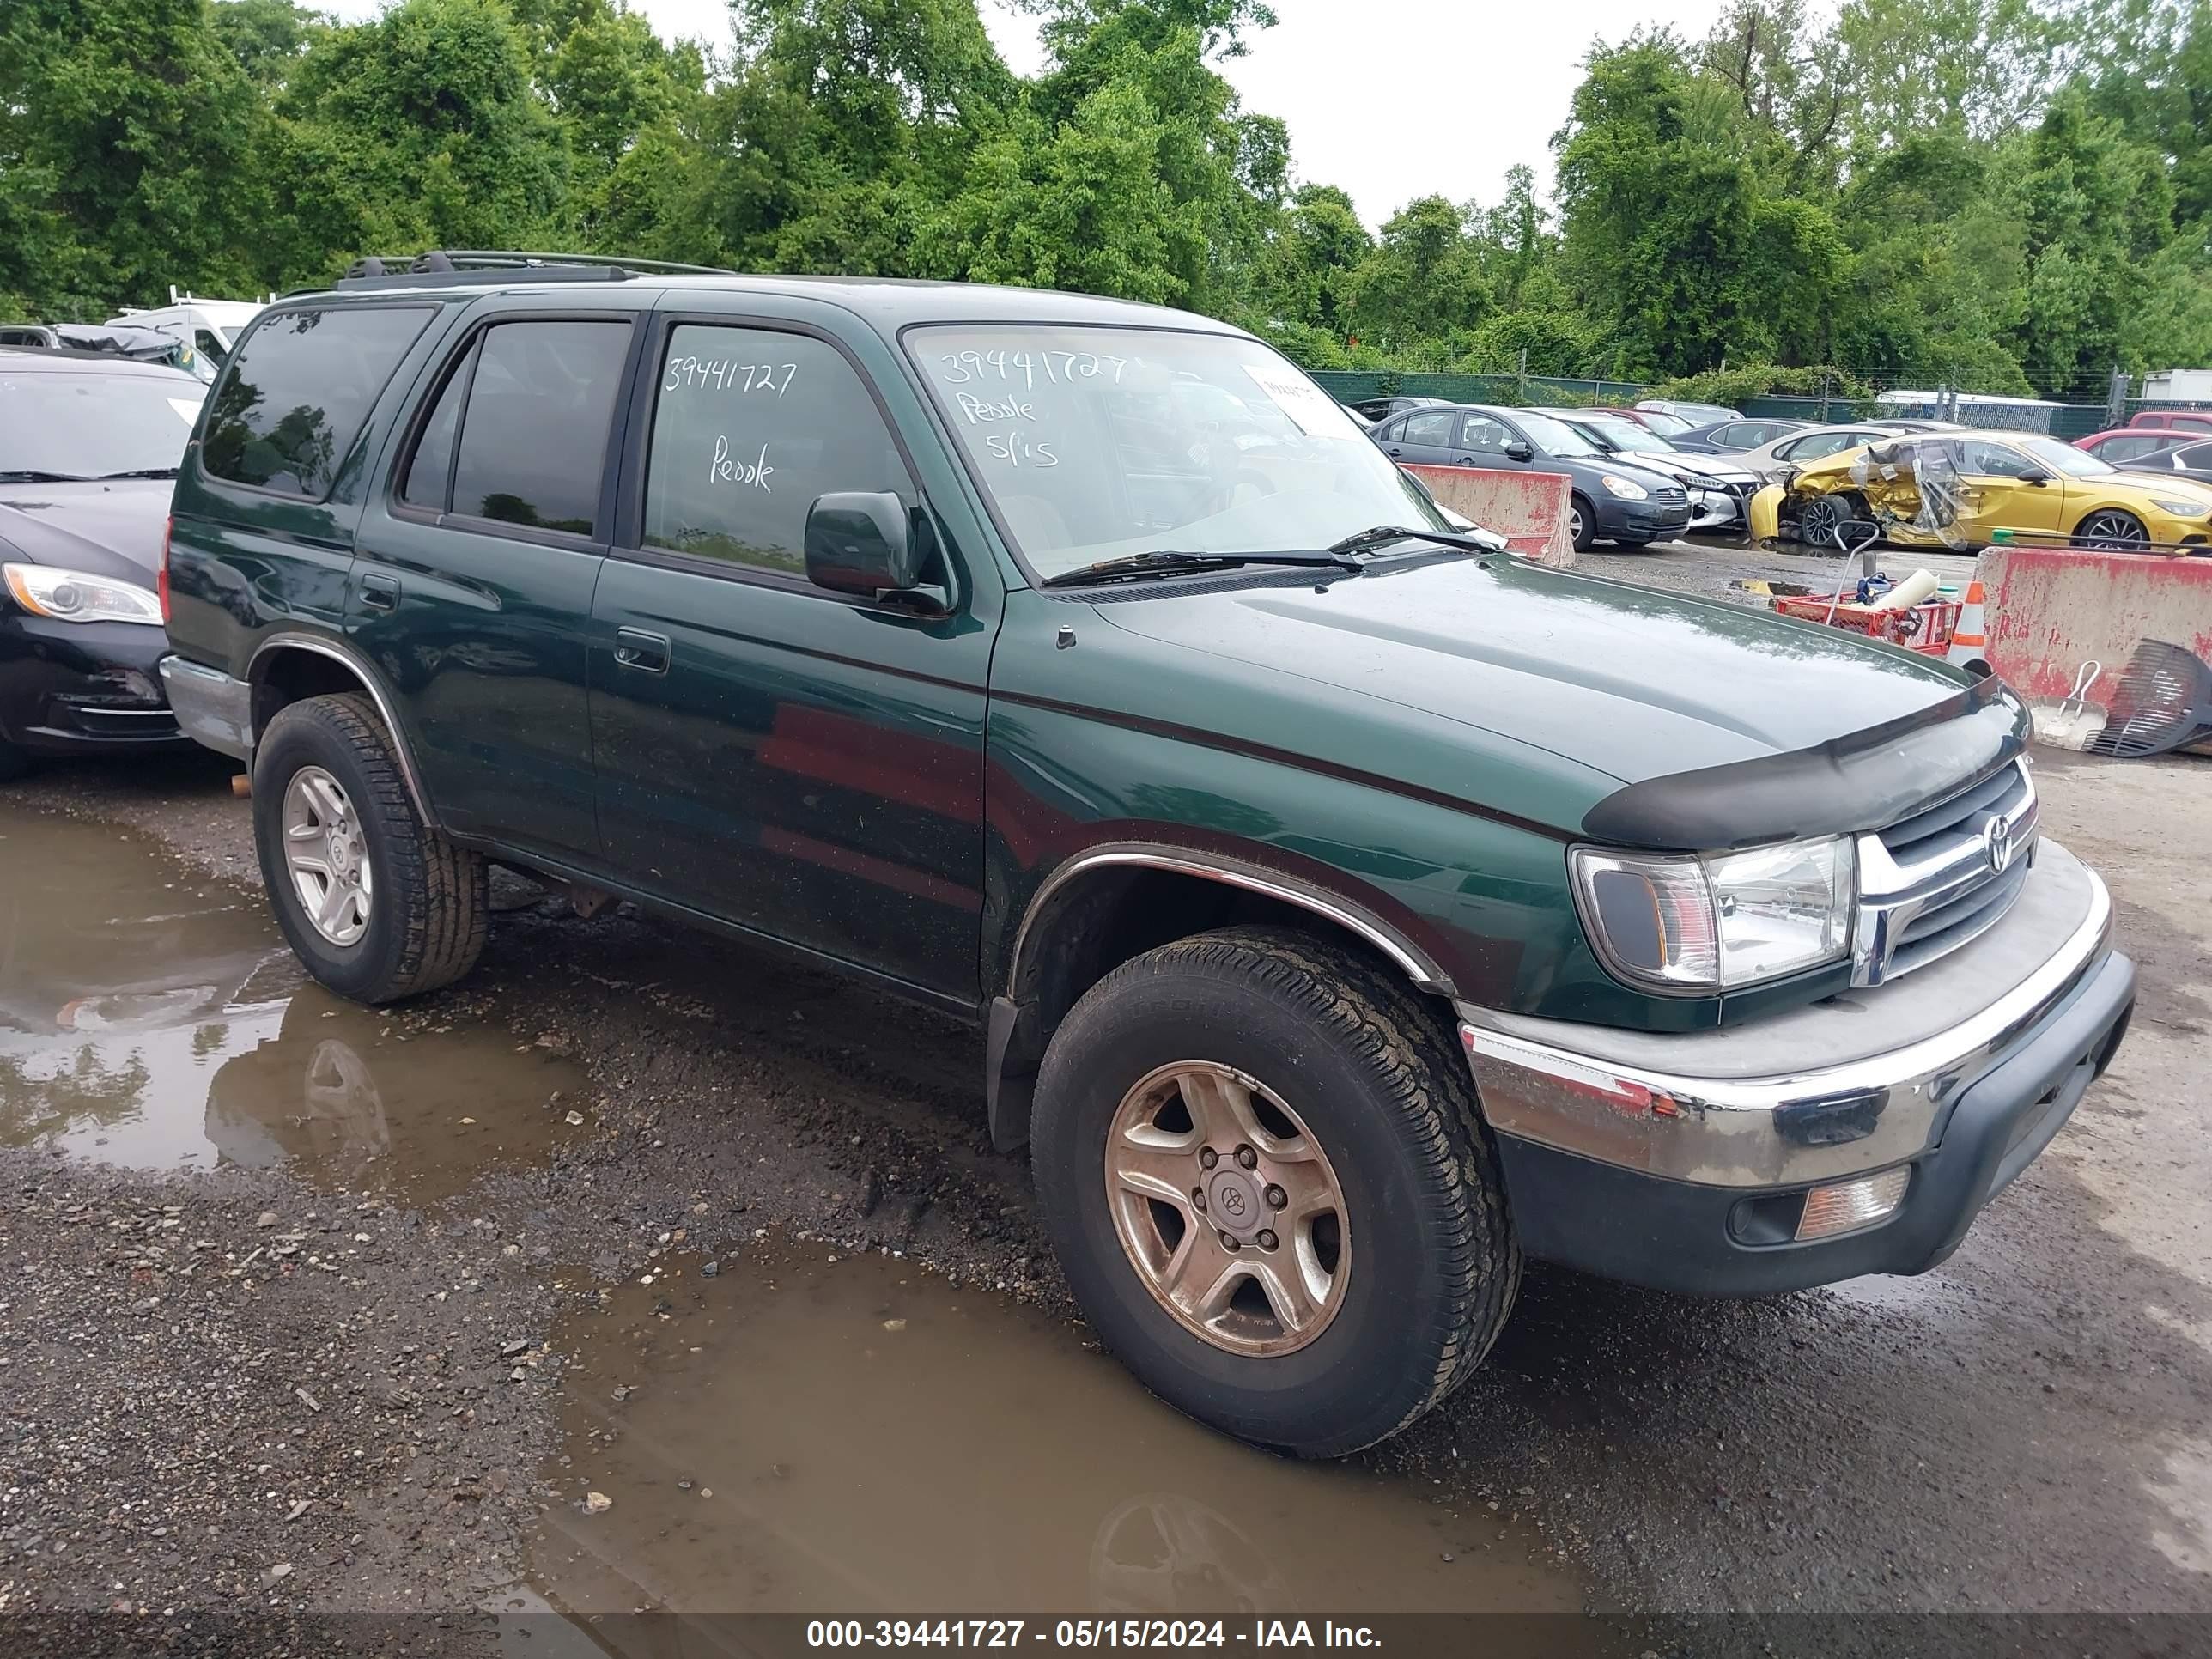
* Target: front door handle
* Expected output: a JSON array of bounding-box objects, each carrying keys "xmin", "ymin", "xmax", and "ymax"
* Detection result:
[
  {"xmin": 613, "ymin": 628, "xmax": 671, "ymax": 674},
  {"xmin": 1458, "ymin": 455, "xmax": 1477, "ymax": 466},
  {"xmin": 1387, "ymin": 447, "xmax": 1403, "ymax": 458},
  {"xmin": 360, "ymin": 572, "xmax": 400, "ymax": 612}
]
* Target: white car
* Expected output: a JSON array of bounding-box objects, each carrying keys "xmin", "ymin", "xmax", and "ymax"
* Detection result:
[
  {"xmin": 1547, "ymin": 410, "xmax": 1763, "ymax": 532},
  {"xmin": 1728, "ymin": 422, "xmax": 1905, "ymax": 483}
]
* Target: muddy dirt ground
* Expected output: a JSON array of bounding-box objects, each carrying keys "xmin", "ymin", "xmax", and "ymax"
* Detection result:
[{"xmin": 3, "ymin": 547, "xmax": 2209, "ymax": 1652}]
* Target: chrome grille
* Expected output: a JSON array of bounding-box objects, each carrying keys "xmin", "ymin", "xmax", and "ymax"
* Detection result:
[{"xmin": 1852, "ymin": 759, "xmax": 2038, "ymax": 987}]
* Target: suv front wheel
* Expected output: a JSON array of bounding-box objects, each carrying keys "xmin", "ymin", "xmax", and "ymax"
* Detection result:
[
  {"xmin": 252, "ymin": 692, "xmax": 489, "ymax": 1004},
  {"xmin": 1031, "ymin": 927, "xmax": 1520, "ymax": 1457}
]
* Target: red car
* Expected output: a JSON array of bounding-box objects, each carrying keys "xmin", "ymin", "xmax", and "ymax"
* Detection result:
[
  {"xmin": 2127, "ymin": 410, "xmax": 2212, "ymax": 434},
  {"xmin": 2075, "ymin": 427, "xmax": 2198, "ymax": 465}
]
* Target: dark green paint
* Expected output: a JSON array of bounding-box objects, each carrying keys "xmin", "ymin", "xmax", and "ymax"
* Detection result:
[{"xmin": 167, "ymin": 273, "xmax": 1989, "ymax": 1034}]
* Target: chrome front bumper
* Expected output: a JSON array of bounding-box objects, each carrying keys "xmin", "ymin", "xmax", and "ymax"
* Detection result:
[{"xmin": 1458, "ymin": 838, "xmax": 2116, "ymax": 1191}]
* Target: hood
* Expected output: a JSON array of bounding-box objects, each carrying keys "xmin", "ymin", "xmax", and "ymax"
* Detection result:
[
  {"xmin": 0, "ymin": 479, "xmax": 170, "ymax": 582},
  {"xmin": 1093, "ymin": 555, "xmax": 2010, "ymax": 846},
  {"xmin": 1609, "ymin": 448, "xmax": 1758, "ymax": 486}
]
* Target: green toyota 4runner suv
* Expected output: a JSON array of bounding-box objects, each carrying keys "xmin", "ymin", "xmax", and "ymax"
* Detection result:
[{"xmin": 159, "ymin": 255, "xmax": 2135, "ymax": 1456}]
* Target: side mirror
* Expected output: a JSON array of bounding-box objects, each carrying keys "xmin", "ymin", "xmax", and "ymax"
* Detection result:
[
  {"xmin": 1504, "ymin": 440, "xmax": 1535, "ymax": 462},
  {"xmin": 805, "ymin": 491, "xmax": 931, "ymax": 601},
  {"xmin": 2017, "ymin": 470, "xmax": 2050, "ymax": 487}
]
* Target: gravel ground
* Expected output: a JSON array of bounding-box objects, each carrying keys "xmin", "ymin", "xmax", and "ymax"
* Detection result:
[{"xmin": 5, "ymin": 551, "xmax": 2210, "ymax": 1638}]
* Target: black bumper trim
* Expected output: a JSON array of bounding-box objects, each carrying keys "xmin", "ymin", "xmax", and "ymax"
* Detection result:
[{"xmin": 1494, "ymin": 949, "xmax": 2136, "ymax": 1297}]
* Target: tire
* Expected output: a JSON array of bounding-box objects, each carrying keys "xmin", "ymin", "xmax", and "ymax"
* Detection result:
[
  {"xmin": 1568, "ymin": 493, "xmax": 1595, "ymax": 553},
  {"xmin": 1030, "ymin": 926, "xmax": 1520, "ymax": 1458},
  {"xmin": 252, "ymin": 692, "xmax": 488, "ymax": 1005},
  {"xmin": 2073, "ymin": 509, "xmax": 2149, "ymax": 552}
]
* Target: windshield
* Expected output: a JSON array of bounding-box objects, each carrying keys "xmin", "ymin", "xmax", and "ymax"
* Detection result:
[
  {"xmin": 909, "ymin": 327, "xmax": 1449, "ymax": 580},
  {"xmin": 1510, "ymin": 410, "xmax": 1601, "ymax": 458},
  {"xmin": 1578, "ymin": 414, "xmax": 1672, "ymax": 452},
  {"xmin": 0, "ymin": 369, "xmax": 204, "ymax": 478},
  {"xmin": 1636, "ymin": 410, "xmax": 1693, "ymax": 436},
  {"xmin": 2014, "ymin": 434, "xmax": 2117, "ymax": 479}
]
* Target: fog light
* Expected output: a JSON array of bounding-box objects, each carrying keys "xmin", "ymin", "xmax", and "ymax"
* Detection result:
[{"xmin": 1796, "ymin": 1167, "xmax": 1910, "ymax": 1241}]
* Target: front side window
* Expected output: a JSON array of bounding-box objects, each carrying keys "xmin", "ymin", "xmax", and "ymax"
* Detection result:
[
  {"xmin": 1959, "ymin": 440, "xmax": 2034, "ymax": 478},
  {"xmin": 910, "ymin": 325, "xmax": 1449, "ymax": 580},
  {"xmin": 201, "ymin": 306, "xmax": 432, "ymax": 497},
  {"xmin": 0, "ymin": 370, "xmax": 204, "ymax": 481},
  {"xmin": 1459, "ymin": 414, "xmax": 1510, "ymax": 453},
  {"xmin": 445, "ymin": 320, "xmax": 631, "ymax": 536},
  {"xmin": 641, "ymin": 325, "xmax": 909, "ymax": 574}
]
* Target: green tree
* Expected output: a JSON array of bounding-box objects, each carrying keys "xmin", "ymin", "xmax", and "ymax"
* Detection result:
[{"xmin": 0, "ymin": 0, "xmax": 272, "ymax": 313}]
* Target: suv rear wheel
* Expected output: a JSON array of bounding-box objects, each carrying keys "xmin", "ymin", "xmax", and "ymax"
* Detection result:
[
  {"xmin": 252, "ymin": 692, "xmax": 488, "ymax": 1004},
  {"xmin": 1030, "ymin": 926, "xmax": 1519, "ymax": 1457}
]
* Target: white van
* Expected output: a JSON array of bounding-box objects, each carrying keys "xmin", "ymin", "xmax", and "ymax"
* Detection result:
[{"xmin": 105, "ymin": 289, "xmax": 270, "ymax": 369}]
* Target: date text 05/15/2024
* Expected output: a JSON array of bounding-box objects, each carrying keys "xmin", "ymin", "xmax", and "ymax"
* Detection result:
[{"xmin": 805, "ymin": 1620, "xmax": 1383, "ymax": 1649}]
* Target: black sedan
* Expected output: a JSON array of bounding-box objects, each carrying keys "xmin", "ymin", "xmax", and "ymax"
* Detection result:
[
  {"xmin": 1368, "ymin": 403, "xmax": 1689, "ymax": 550},
  {"xmin": 2119, "ymin": 437, "xmax": 2212, "ymax": 483},
  {"xmin": 1347, "ymin": 395, "xmax": 1452, "ymax": 423},
  {"xmin": 0, "ymin": 347, "xmax": 204, "ymax": 780},
  {"xmin": 1670, "ymin": 416, "xmax": 1811, "ymax": 454}
]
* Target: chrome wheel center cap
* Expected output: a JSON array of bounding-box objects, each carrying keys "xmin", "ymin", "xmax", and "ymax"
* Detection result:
[{"xmin": 1205, "ymin": 1167, "xmax": 1265, "ymax": 1241}]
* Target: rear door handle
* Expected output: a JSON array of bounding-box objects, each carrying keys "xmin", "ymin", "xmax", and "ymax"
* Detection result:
[
  {"xmin": 614, "ymin": 628, "xmax": 671, "ymax": 674},
  {"xmin": 360, "ymin": 572, "xmax": 400, "ymax": 612},
  {"xmin": 1386, "ymin": 447, "xmax": 1403, "ymax": 458}
]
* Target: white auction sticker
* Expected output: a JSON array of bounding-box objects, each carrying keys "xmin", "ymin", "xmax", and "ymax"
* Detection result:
[{"xmin": 1242, "ymin": 362, "xmax": 1360, "ymax": 440}]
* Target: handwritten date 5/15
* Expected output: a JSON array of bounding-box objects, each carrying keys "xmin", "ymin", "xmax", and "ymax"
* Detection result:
[{"xmin": 986, "ymin": 430, "xmax": 1057, "ymax": 468}]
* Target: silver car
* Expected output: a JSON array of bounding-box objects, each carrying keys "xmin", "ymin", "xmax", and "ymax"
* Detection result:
[
  {"xmin": 1729, "ymin": 422, "xmax": 1902, "ymax": 483},
  {"xmin": 1548, "ymin": 410, "xmax": 1763, "ymax": 532}
]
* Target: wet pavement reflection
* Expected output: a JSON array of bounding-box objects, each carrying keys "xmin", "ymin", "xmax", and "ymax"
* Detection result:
[
  {"xmin": 0, "ymin": 803, "xmax": 584, "ymax": 1197},
  {"xmin": 532, "ymin": 1243, "xmax": 1588, "ymax": 1628}
]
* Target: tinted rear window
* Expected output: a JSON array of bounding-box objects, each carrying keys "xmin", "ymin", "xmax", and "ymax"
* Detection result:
[
  {"xmin": 200, "ymin": 307, "xmax": 433, "ymax": 498},
  {"xmin": 447, "ymin": 320, "xmax": 630, "ymax": 537}
]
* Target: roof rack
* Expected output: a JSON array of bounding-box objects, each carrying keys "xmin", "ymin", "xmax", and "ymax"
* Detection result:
[{"xmin": 332, "ymin": 250, "xmax": 738, "ymax": 289}]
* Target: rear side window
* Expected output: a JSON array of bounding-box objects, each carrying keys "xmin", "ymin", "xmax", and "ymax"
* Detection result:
[
  {"xmin": 1400, "ymin": 411, "xmax": 1455, "ymax": 446},
  {"xmin": 640, "ymin": 325, "xmax": 910, "ymax": 575},
  {"xmin": 200, "ymin": 306, "xmax": 432, "ymax": 497},
  {"xmin": 402, "ymin": 320, "xmax": 631, "ymax": 537}
]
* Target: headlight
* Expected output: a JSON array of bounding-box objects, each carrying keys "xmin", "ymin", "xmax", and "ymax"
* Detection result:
[
  {"xmin": 1600, "ymin": 474, "xmax": 1649, "ymax": 500},
  {"xmin": 2, "ymin": 562, "xmax": 163, "ymax": 626},
  {"xmin": 1571, "ymin": 836, "xmax": 1856, "ymax": 993},
  {"xmin": 2150, "ymin": 499, "xmax": 2209, "ymax": 519}
]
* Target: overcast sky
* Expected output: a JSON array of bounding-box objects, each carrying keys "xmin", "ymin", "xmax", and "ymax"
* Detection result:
[{"xmin": 325, "ymin": 0, "xmax": 1742, "ymax": 226}]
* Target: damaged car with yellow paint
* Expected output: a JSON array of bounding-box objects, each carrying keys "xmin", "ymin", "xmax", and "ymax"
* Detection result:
[{"xmin": 1749, "ymin": 429, "xmax": 2212, "ymax": 553}]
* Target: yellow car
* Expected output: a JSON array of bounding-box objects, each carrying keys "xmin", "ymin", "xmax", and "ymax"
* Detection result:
[{"xmin": 1747, "ymin": 428, "xmax": 2212, "ymax": 554}]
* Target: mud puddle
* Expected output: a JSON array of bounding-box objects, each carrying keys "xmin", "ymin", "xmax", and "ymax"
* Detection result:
[
  {"xmin": 0, "ymin": 802, "xmax": 583, "ymax": 1197},
  {"xmin": 530, "ymin": 1241, "xmax": 1588, "ymax": 1629}
]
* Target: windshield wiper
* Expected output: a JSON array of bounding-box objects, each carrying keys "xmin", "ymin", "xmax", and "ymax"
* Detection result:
[
  {"xmin": 1326, "ymin": 524, "xmax": 1506, "ymax": 556},
  {"xmin": 1042, "ymin": 549, "xmax": 1368, "ymax": 588},
  {"xmin": 0, "ymin": 470, "xmax": 92, "ymax": 483},
  {"xmin": 95, "ymin": 467, "xmax": 178, "ymax": 481}
]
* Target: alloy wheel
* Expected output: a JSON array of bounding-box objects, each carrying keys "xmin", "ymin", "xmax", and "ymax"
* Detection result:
[
  {"xmin": 282, "ymin": 765, "xmax": 373, "ymax": 947},
  {"xmin": 2075, "ymin": 510, "xmax": 2149, "ymax": 551},
  {"xmin": 1103, "ymin": 1060, "xmax": 1351, "ymax": 1357}
]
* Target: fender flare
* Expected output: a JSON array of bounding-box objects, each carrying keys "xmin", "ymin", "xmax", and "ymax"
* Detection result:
[
  {"xmin": 247, "ymin": 631, "xmax": 440, "ymax": 829},
  {"xmin": 987, "ymin": 842, "xmax": 1456, "ymax": 1153}
]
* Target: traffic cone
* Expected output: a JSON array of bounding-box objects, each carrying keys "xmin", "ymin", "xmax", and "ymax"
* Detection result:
[{"xmin": 1948, "ymin": 574, "xmax": 1990, "ymax": 673}]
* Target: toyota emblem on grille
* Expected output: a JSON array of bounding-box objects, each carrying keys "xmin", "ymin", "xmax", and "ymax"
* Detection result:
[{"xmin": 1984, "ymin": 815, "xmax": 2014, "ymax": 874}]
